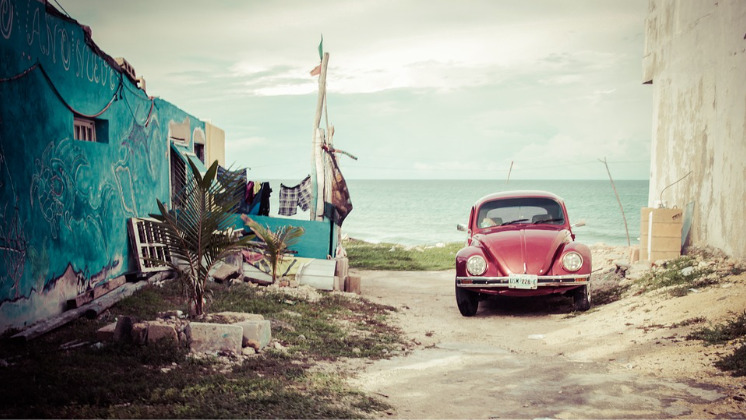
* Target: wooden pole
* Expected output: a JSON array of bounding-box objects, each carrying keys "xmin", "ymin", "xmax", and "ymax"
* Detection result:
[
  {"xmin": 311, "ymin": 52, "xmax": 330, "ymax": 221},
  {"xmin": 506, "ymin": 161, "xmax": 514, "ymax": 184},
  {"xmin": 600, "ymin": 157, "xmax": 631, "ymax": 246}
]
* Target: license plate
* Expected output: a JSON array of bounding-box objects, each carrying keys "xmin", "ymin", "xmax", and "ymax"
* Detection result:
[{"xmin": 508, "ymin": 274, "xmax": 538, "ymax": 289}]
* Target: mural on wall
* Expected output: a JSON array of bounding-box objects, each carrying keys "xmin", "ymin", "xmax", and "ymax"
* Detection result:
[
  {"xmin": 0, "ymin": 0, "xmax": 209, "ymax": 333},
  {"xmin": 0, "ymin": 142, "xmax": 28, "ymax": 300},
  {"xmin": 117, "ymin": 110, "xmax": 161, "ymax": 217},
  {"xmin": 30, "ymin": 138, "xmax": 114, "ymax": 241}
]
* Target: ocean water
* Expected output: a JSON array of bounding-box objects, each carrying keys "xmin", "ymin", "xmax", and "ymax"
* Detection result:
[{"xmin": 268, "ymin": 179, "xmax": 650, "ymax": 247}]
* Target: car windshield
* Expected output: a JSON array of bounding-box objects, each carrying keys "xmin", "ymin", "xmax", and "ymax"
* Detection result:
[{"xmin": 476, "ymin": 197, "xmax": 565, "ymax": 229}]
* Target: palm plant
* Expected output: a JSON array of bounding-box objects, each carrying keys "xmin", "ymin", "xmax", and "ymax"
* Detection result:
[
  {"xmin": 241, "ymin": 215, "xmax": 305, "ymax": 284},
  {"xmin": 150, "ymin": 159, "xmax": 254, "ymax": 316}
]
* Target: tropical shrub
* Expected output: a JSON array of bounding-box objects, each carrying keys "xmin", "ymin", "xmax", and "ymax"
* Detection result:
[
  {"xmin": 241, "ymin": 215, "xmax": 305, "ymax": 284},
  {"xmin": 150, "ymin": 159, "xmax": 254, "ymax": 315}
]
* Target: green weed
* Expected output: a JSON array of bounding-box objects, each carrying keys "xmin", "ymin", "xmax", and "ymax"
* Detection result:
[
  {"xmin": 687, "ymin": 311, "xmax": 746, "ymax": 377},
  {"xmin": 714, "ymin": 344, "xmax": 746, "ymax": 377},
  {"xmin": 635, "ymin": 256, "xmax": 715, "ymax": 296},
  {"xmin": 687, "ymin": 311, "xmax": 746, "ymax": 344}
]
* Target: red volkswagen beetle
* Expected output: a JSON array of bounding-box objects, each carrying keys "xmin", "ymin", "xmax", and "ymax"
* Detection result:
[{"xmin": 455, "ymin": 190, "xmax": 592, "ymax": 316}]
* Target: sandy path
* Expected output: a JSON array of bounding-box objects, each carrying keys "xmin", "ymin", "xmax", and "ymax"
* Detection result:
[{"xmin": 347, "ymin": 265, "xmax": 746, "ymax": 419}]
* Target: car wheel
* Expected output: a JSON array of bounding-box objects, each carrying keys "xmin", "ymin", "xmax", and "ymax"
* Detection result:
[
  {"xmin": 573, "ymin": 285, "xmax": 591, "ymax": 311},
  {"xmin": 455, "ymin": 285, "xmax": 479, "ymax": 316}
]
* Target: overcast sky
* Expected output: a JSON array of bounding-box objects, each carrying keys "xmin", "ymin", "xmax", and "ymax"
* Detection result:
[{"xmin": 59, "ymin": 0, "xmax": 652, "ymax": 181}]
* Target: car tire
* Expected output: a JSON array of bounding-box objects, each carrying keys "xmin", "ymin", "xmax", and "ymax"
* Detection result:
[
  {"xmin": 455, "ymin": 285, "xmax": 479, "ymax": 316},
  {"xmin": 573, "ymin": 285, "xmax": 591, "ymax": 311}
]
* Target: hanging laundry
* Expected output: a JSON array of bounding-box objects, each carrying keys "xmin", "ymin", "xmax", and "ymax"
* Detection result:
[
  {"xmin": 245, "ymin": 180, "xmax": 255, "ymax": 205},
  {"xmin": 217, "ymin": 165, "xmax": 251, "ymax": 213},
  {"xmin": 326, "ymin": 154, "xmax": 353, "ymax": 226},
  {"xmin": 279, "ymin": 175, "xmax": 312, "ymax": 216},
  {"xmin": 248, "ymin": 182, "xmax": 271, "ymax": 216},
  {"xmin": 279, "ymin": 183, "xmax": 301, "ymax": 216},
  {"xmin": 298, "ymin": 176, "xmax": 312, "ymax": 211}
]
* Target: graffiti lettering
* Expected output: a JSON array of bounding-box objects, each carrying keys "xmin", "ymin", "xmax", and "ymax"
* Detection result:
[
  {"xmin": 74, "ymin": 38, "xmax": 83, "ymax": 78},
  {"xmin": 59, "ymin": 26, "xmax": 70, "ymax": 70},
  {"xmin": 26, "ymin": 7, "xmax": 41, "ymax": 52},
  {"xmin": 14, "ymin": 4, "xmax": 116, "ymax": 91},
  {"xmin": 86, "ymin": 45, "xmax": 95, "ymax": 82},
  {"xmin": 1, "ymin": 0, "xmax": 12, "ymax": 40}
]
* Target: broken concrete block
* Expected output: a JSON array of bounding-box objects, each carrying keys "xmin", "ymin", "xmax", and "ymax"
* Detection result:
[
  {"xmin": 188, "ymin": 322, "xmax": 243, "ymax": 354},
  {"xmin": 114, "ymin": 316, "xmax": 135, "ymax": 342},
  {"xmin": 234, "ymin": 319, "xmax": 272, "ymax": 351},
  {"xmin": 131, "ymin": 322, "xmax": 148, "ymax": 345},
  {"xmin": 146, "ymin": 320, "xmax": 178, "ymax": 345},
  {"xmin": 203, "ymin": 311, "xmax": 264, "ymax": 324},
  {"xmin": 96, "ymin": 322, "xmax": 117, "ymax": 342},
  {"xmin": 243, "ymin": 262, "xmax": 273, "ymax": 284},
  {"xmin": 210, "ymin": 262, "xmax": 241, "ymax": 283}
]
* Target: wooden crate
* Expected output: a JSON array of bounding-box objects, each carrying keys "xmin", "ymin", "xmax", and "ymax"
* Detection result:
[{"xmin": 640, "ymin": 208, "xmax": 683, "ymax": 261}]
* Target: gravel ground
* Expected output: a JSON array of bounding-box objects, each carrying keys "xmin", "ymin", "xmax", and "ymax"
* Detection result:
[{"xmin": 344, "ymin": 245, "xmax": 746, "ymax": 419}]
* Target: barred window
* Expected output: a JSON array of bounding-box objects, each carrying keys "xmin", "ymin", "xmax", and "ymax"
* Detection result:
[{"xmin": 74, "ymin": 117, "xmax": 96, "ymax": 142}]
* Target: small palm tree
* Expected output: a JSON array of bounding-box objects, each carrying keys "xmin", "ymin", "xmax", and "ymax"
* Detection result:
[
  {"xmin": 150, "ymin": 159, "xmax": 254, "ymax": 316},
  {"xmin": 241, "ymin": 215, "xmax": 305, "ymax": 284}
]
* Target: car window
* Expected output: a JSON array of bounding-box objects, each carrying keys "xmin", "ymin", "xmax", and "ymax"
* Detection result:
[{"xmin": 477, "ymin": 197, "xmax": 564, "ymax": 228}]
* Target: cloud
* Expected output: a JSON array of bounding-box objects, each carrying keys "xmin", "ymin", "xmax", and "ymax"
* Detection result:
[{"xmin": 58, "ymin": 0, "xmax": 652, "ymax": 180}]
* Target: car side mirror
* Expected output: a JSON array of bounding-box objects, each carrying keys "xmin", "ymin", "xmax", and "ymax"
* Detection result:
[
  {"xmin": 456, "ymin": 223, "xmax": 467, "ymax": 232},
  {"xmin": 572, "ymin": 220, "xmax": 586, "ymax": 228}
]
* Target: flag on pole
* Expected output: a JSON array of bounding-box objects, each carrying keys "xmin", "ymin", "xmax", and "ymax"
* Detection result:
[{"xmin": 310, "ymin": 35, "xmax": 324, "ymax": 76}]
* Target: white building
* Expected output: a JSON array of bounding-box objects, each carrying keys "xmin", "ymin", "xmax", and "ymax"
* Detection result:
[{"xmin": 643, "ymin": 0, "xmax": 746, "ymax": 258}]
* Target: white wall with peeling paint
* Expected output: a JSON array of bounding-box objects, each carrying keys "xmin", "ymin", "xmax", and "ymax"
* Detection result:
[{"xmin": 643, "ymin": 0, "xmax": 746, "ymax": 258}]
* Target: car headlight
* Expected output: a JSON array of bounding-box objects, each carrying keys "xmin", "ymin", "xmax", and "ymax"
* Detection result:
[
  {"xmin": 562, "ymin": 252, "xmax": 583, "ymax": 272},
  {"xmin": 466, "ymin": 255, "xmax": 487, "ymax": 276}
]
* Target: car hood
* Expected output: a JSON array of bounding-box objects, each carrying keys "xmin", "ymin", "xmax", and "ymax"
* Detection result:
[{"xmin": 475, "ymin": 228, "xmax": 572, "ymax": 275}]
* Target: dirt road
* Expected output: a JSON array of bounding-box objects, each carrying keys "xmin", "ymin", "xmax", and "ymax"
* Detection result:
[{"xmin": 347, "ymin": 265, "xmax": 746, "ymax": 419}]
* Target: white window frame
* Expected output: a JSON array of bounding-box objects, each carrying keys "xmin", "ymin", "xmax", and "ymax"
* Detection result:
[{"xmin": 74, "ymin": 117, "xmax": 96, "ymax": 142}]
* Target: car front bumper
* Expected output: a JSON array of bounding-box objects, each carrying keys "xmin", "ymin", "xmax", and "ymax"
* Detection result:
[{"xmin": 456, "ymin": 274, "xmax": 590, "ymax": 289}]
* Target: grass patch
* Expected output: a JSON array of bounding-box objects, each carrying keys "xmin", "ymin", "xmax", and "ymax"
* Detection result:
[
  {"xmin": 714, "ymin": 345, "xmax": 746, "ymax": 377},
  {"xmin": 345, "ymin": 239, "xmax": 462, "ymax": 271},
  {"xmin": 635, "ymin": 256, "xmax": 716, "ymax": 296},
  {"xmin": 687, "ymin": 311, "xmax": 746, "ymax": 344},
  {"xmin": 670, "ymin": 317, "xmax": 707, "ymax": 328},
  {"xmin": 0, "ymin": 279, "xmax": 405, "ymax": 418},
  {"xmin": 687, "ymin": 311, "xmax": 746, "ymax": 377}
]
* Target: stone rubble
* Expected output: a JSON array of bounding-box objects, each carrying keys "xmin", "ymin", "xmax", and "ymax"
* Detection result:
[
  {"xmin": 96, "ymin": 311, "xmax": 275, "ymax": 359},
  {"xmin": 590, "ymin": 243, "xmax": 746, "ymax": 296}
]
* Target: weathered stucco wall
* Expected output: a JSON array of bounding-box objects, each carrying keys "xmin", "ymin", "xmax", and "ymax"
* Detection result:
[
  {"xmin": 643, "ymin": 0, "xmax": 746, "ymax": 258},
  {"xmin": 0, "ymin": 0, "xmax": 209, "ymax": 333},
  {"xmin": 205, "ymin": 121, "xmax": 226, "ymax": 167}
]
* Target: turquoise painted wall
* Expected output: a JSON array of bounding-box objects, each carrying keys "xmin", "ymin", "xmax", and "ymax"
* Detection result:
[
  {"xmin": 231, "ymin": 214, "xmax": 338, "ymax": 260},
  {"xmin": 0, "ymin": 1, "xmax": 207, "ymax": 333}
]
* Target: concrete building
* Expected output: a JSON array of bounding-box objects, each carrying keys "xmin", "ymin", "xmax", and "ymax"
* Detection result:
[
  {"xmin": 643, "ymin": 0, "xmax": 746, "ymax": 258},
  {"xmin": 0, "ymin": 0, "xmax": 340, "ymax": 335},
  {"xmin": 0, "ymin": 0, "xmax": 225, "ymax": 333}
]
